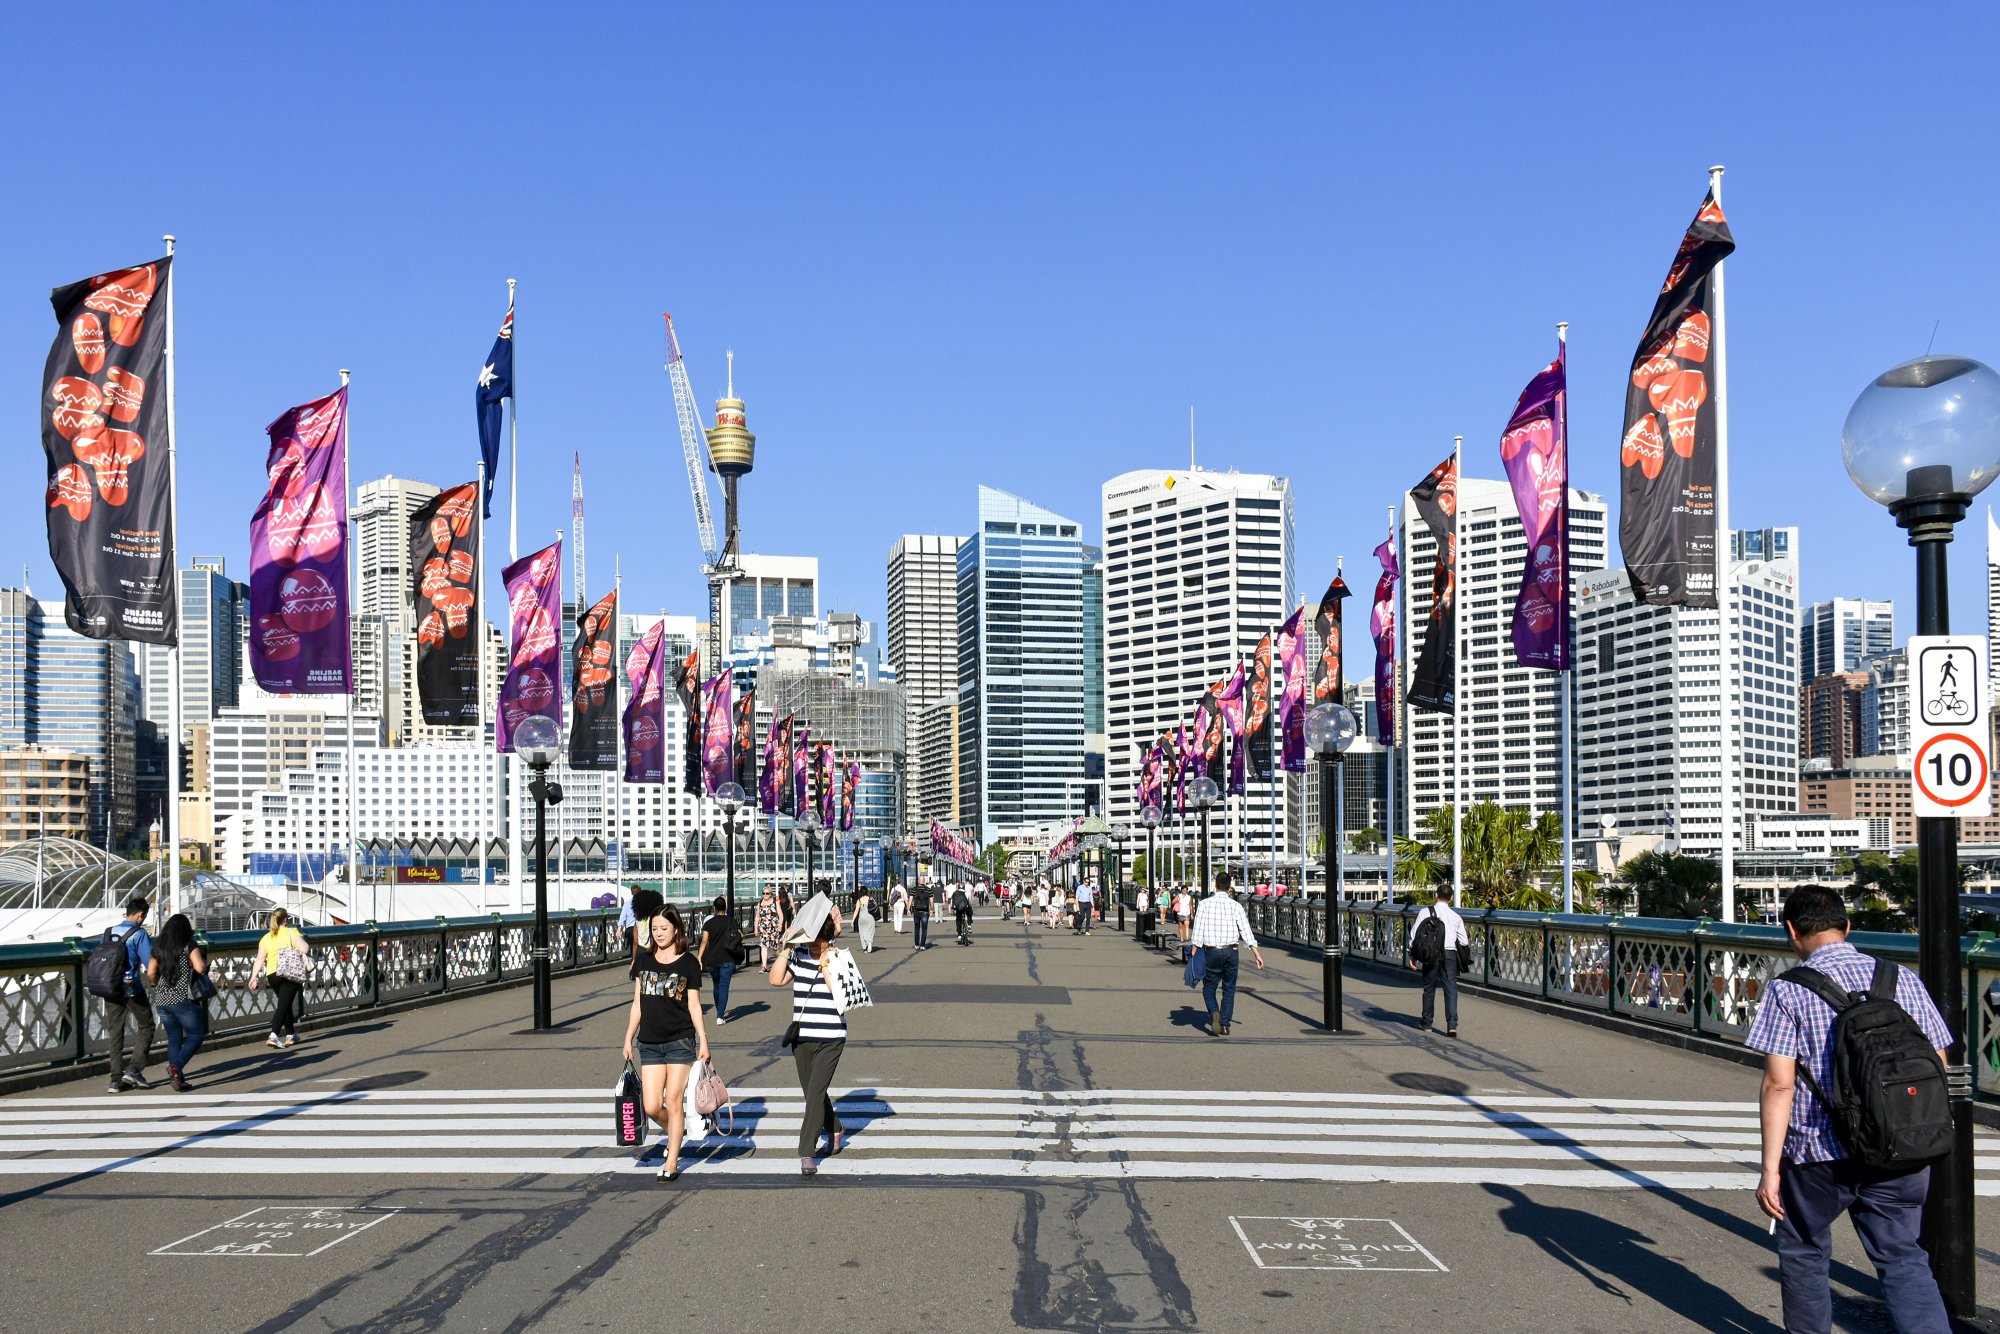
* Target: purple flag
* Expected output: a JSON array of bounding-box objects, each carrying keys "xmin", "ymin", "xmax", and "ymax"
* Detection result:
[
  {"xmin": 497, "ymin": 538, "xmax": 563, "ymax": 752},
  {"xmin": 1371, "ymin": 534, "xmax": 1400, "ymax": 742},
  {"xmin": 816, "ymin": 742, "xmax": 837, "ymax": 827},
  {"xmin": 623, "ymin": 621, "xmax": 665, "ymax": 783},
  {"xmin": 250, "ymin": 386, "xmax": 351, "ymax": 693},
  {"xmin": 1220, "ymin": 667, "xmax": 1248, "ymax": 796},
  {"xmin": 759, "ymin": 713, "xmax": 781, "ymax": 813},
  {"xmin": 701, "ymin": 672, "xmax": 733, "ymax": 794},
  {"xmin": 793, "ymin": 725, "xmax": 812, "ymax": 819},
  {"xmin": 841, "ymin": 760, "xmax": 859, "ymax": 831},
  {"xmin": 1275, "ymin": 606, "xmax": 1307, "ymax": 772},
  {"xmin": 1500, "ymin": 341, "xmax": 1570, "ymax": 669}
]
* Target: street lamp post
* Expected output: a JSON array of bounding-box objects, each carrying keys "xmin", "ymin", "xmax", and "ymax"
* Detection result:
[
  {"xmin": 804, "ymin": 817, "xmax": 822, "ymax": 898},
  {"xmin": 1307, "ymin": 702, "xmax": 1358, "ymax": 1034},
  {"xmin": 513, "ymin": 716, "xmax": 564, "ymax": 1032},
  {"xmin": 1191, "ymin": 778, "xmax": 1220, "ymax": 896},
  {"xmin": 716, "ymin": 783, "xmax": 745, "ymax": 913},
  {"xmin": 1140, "ymin": 804, "xmax": 1162, "ymax": 940},
  {"xmin": 1842, "ymin": 354, "xmax": 2000, "ymax": 1317}
]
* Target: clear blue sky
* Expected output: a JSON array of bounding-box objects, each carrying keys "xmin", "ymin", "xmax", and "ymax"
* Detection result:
[{"xmin": 4, "ymin": 5, "xmax": 1998, "ymax": 648}]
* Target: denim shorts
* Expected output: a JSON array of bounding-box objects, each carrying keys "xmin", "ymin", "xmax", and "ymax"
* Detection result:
[{"xmin": 637, "ymin": 1036, "xmax": 697, "ymax": 1067}]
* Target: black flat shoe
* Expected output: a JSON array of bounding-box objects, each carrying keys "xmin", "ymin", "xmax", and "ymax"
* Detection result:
[{"xmin": 657, "ymin": 1166, "xmax": 681, "ymax": 1183}]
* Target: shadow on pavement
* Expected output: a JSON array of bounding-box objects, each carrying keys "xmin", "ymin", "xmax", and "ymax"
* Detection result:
[
  {"xmin": 195, "ymin": 1049, "xmax": 334, "ymax": 1083},
  {"xmin": 1239, "ymin": 989, "xmax": 1325, "ymax": 1032},
  {"xmin": 339, "ymin": 1070, "xmax": 426, "ymax": 1092},
  {"xmin": 1485, "ymin": 1184, "xmax": 1777, "ymax": 1332},
  {"xmin": 1166, "ymin": 1005, "xmax": 1214, "ymax": 1034},
  {"xmin": 1389, "ymin": 1072, "xmax": 1470, "ymax": 1096}
]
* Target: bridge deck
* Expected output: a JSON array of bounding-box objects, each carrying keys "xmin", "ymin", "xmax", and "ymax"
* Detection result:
[{"xmin": 4, "ymin": 915, "xmax": 1998, "ymax": 1332}]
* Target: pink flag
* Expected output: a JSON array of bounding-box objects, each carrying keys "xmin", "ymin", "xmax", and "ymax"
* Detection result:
[
  {"xmin": 1500, "ymin": 341, "xmax": 1570, "ymax": 669},
  {"xmin": 497, "ymin": 538, "xmax": 562, "ymax": 752},
  {"xmin": 1275, "ymin": 606, "xmax": 1307, "ymax": 772},
  {"xmin": 1371, "ymin": 534, "xmax": 1401, "ymax": 742},
  {"xmin": 1219, "ymin": 667, "xmax": 1248, "ymax": 796},
  {"xmin": 622, "ymin": 622, "xmax": 666, "ymax": 784},
  {"xmin": 701, "ymin": 672, "xmax": 733, "ymax": 794},
  {"xmin": 249, "ymin": 386, "xmax": 350, "ymax": 694}
]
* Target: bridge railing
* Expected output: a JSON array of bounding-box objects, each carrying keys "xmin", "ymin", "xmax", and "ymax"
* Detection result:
[
  {"xmin": 0, "ymin": 910, "xmax": 624, "ymax": 1076},
  {"xmin": 1120, "ymin": 891, "xmax": 2000, "ymax": 1096}
]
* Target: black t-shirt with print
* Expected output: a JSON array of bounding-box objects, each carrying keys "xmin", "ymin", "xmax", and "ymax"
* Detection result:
[{"xmin": 634, "ymin": 952, "xmax": 702, "ymax": 1043}]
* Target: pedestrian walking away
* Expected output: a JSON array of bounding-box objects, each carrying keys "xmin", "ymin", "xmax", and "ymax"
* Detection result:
[
  {"xmin": 769, "ymin": 895, "xmax": 849, "ymax": 1176},
  {"xmin": 147, "ymin": 912, "xmax": 211, "ymax": 1092},
  {"xmin": 100, "ymin": 895, "xmax": 155, "ymax": 1092},
  {"xmin": 1746, "ymin": 884, "xmax": 1953, "ymax": 1334},
  {"xmin": 1190, "ymin": 883, "xmax": 1265, "ymax": 1036},
  {"xmin": 249, "ymin": 908, "xmax": 311, "ymax": 1049},
  {"xmin": 854, "ymin": 890, "xmax": 877, "ymax": 953},
  {"xmin": 951, "ymin": 884, "xmax": 973, "ymax": 946},
  {"xmin": 889, "ymin": 881, "xmax": 908, "ymax": 935},
  {"xmin": 908, "ymin": 881, "xmax": 934, "ymax": 950},
  {"xmin": 696, "ymin": 896, "xmax": 740, "ymax": 1025},
  {"xmin": 1408, "ymin": 886, "xmax": 1468, "ymax": 1036},
  {"xmin": 623, "ymin": 906, "xmax": 710, "ymax": 1183}
]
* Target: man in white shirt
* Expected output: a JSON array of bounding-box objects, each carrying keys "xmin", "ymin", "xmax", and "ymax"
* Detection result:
[
  {"xmin": 1073, "ymin": 881, "xmax": 1096, "ymax": 935},
  {"xmin": 1190, "ymin": 885, "xmax": 1265, "ymax": 1037},
  {"xmin": 1408, "ymin": 886, "xmax": 1470, "ymax": 1037}
]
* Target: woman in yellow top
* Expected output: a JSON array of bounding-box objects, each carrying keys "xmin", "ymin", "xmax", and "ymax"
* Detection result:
[{"xmin": 248, "ymin": 908, "xmax": 311, "ymax": 1049}]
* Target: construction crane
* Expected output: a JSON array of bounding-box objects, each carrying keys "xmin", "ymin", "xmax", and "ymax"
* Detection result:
[{"xmin": 664, "ymin": 313, "xmax": 734, "ymax": 672}]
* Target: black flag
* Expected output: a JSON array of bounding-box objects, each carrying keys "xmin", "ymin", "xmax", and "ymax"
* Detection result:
[
  {"xmin": 671, "ymin": 648, "xmax": 701, "ymax": 795},
  {"xmin": 1407, "ymin": 454, "xmax": 1459, "ymax": 714},
  {"xmin": 568, "ymin": 590, "xmax": 619, "ymax": 770},
  {"xmin": 1620, "ymin": 189, "xmax": 1734, "ymax": 607},
  {"xmin": 42, "ymin": 257, "xmax": 177, "ymax": 643},
  {"xmin": 410, "ymin": 482, "xmax": 482, "ymax": 726},
  {"xmin": 733, "ymin": 683, "xmax": 758, "ymax": 794},
  {"xmin": 1311, "ymin": 577, "xmax": 1350, "ymax": 707}
]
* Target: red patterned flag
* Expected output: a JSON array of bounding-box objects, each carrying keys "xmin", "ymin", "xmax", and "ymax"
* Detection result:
[
  {"xmin": 1245, "ymin": 633, "xmax": 1274, "ymax": 782},
  {"xmin": 411, "ymin": 482, "xmax": 481, "ymax": 727},
  {"xmin": 250, "ymin": 386, "xmax": 350, "ymax": 693},
  {"xmin": 497, "ymin": 538, "xmax": 563, "ymax": 751},
  {"xmin": 1311, "ymin": 577, "xmax": 1351, "ymax": 707},
  {"xmin": 734, "ymin": 683, "xmax": 759, "ymax": 796},
  {"xmin": 671, "ymin": 648, "xmax": 701, "ymax": 794},
  {"xmin": 1276, "ymin": 607, "xmax": 1307, "ymax": 772},
  {"xmin": 841, "ymin": 760, "xmax": 859, "ymax": 832},
  {"xmin": 1407, "ymin": 454, "xmax": 1459, "ymax": 714},
  {"xmin": 569, "ymin": 590, "xmax": 619, "ymax": 770},
  {"xmin": 622, "ymin": 622, "xmax": 666, "ymax": 784},
  {"xmin": 701, "ymin": 672, "xmax": 733, "ymax": 795}
]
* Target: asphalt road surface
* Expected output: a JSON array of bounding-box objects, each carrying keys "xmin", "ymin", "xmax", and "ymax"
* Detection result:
[{"xmin": 5, "ymin": 911, "xmax": 2000, "ymax": 1333}]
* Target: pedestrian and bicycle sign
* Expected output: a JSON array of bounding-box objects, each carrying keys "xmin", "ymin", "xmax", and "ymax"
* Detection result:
[{"xmin": 1910, "ymin": 636, "xmax": 1992, "ymax": 818}]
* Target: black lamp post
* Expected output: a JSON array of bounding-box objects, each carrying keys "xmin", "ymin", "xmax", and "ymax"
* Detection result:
[
  {"xmin": 1140, "ymin": 804, "xmax": 1162, "ymax": 938},
  {"xmin": 804, "ymin": 817, "xmax": 822, "ymax": 898},
  {"xmin": 1191, "ymin": 777, "xmax": 1219, "ymax": 895},
  {"xmin": 716, "ymin": 782, "xmax": 746, "ymax": 913},
  {"xmin": 1307, "ymin": 702, "xmax": 1357, "ymax": 1033},
  {"xmin": 513, "ymin": 715, "xmax": 564, "ymax": 1032},
  {"xmin": 1841, "ymin": 353, "xmax": 2000, "ymax": 1316}
]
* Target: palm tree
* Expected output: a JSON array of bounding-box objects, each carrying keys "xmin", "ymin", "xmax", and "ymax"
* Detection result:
[
  {"xmin": 1621, "ymin": 851, "xmax": 1721, "ymax": 920},
  {"xmin": 1395, "ymin": 802, "xmax": 1567, "ymax": 909}
]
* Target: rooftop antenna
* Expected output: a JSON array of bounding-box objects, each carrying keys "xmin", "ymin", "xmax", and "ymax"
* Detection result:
[
  {"xmin": 726, "ymin": 349, "xmax": 735, "ymax": 398},
  {"xmin": 1189, "ymin": 405, "xmax": 1196, "ymax": 472}
]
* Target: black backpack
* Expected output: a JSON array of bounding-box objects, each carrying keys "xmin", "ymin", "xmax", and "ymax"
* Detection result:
[
  {"xmin": 84, "ymin": 925, "xmax": 133, "ymax": 1001},
  {"xmin": 1778, "ymin": 960, "xmax": 1953, "ymax": 1169},
  {"xmin": 1409, "ymin": 911, "xmax": 1445, "ymax": 968}
]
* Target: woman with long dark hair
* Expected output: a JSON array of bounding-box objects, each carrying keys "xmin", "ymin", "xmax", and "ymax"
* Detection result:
[
  {"xmin": 145, "ymin": 912, "xmax": 209, "ymax": 1091},
  {"xmin": 621, "ymin": 905, "xmax": 709, "ymax": 1182}
]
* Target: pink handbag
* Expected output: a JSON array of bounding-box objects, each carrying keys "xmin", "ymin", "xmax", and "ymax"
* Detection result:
[{"xmin": 693, "ymin": 1060, "xmax": 733, "ymax": 1133}]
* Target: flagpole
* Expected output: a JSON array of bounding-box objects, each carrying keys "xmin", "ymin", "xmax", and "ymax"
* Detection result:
[
  {"xmin": 476, "ymin": 461, "xmax": 491, "ymax": 908},
  {"xmin": 1451, "ymin": 434, "xmax": 1464, "ymax": 907},
  {"xmin": 1708, "ymin": 165, "xmax": 1737, "ymax": 924},
  {"xmin": 340, "ymin": 368, "xmax": 360, "ymax": 921},
  {"xmin": 1385, "ymin": 509, "xmax": 1398, "ymax": 905},
  {"xmin": 1553, "ymin": 322, "xmax": 1576, "ymax": 915},
  {"xmin": 160, "ymin": 235, "xmax": 183, "ymax": 917},
  {"xmin": 612, "ymin": 556, "xmax": 622, "ymax": 888},
  {"xmin": 506, "ymin": 278, "xmax": 522, "ymax": 914},
  {"xmin": 554, "ymin": 529, "xmax": 566, "ymax": 911}
]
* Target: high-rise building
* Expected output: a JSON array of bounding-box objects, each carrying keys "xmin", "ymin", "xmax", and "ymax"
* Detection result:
[
  {"xmin": 1401, "ymin": 481, "xmax": 1610, "ymax": 832},
  {"xmin": 887, "ymin": 535, "xmax": 965, "ymax": 833},
  {"xmin": 354, "ymin": 475, "xmax": 439, "ymax": 745},
  {"xmin": 0, "ymin": 591, "xmax": 140, "ymax": 850},
  {"xmin": 1100, "ymin": 469, "xmax": 1296, "ymax": 859},
  {"xmin": 1989, "ymin": 508, "xmax": 2000, "ymax": 694},
  {"xmin": 0, "ymin": 748, "xmax": 91, "ymax": 845},
  {"xmin": 136, "ymin": 557, "xmax": 248, "ymax": 742},
  {"xmin": 1801, "ymin": 671, "xmax": 1871, "ymax": 767},
  {"xmin": 958, "ymin": 486, "xmax": 1089, "ymax": 844},
  {"xmin": 1861, "ymin": 651, "xmax": 1911, "ymax": 759},
  {"xmin": 914, "ymin": 697, "xmax": 961, "ymax": 826},
  {"xmin": 1799, "ymin": 598, "xmax": 1894, "ymax": 681},
  {"xmin": 1731, "ymin": 526, "xmax": 1799, "ymax": 565},
  {"xmin": 1575, "ymin": 541, "xmax": 1802, "ymax": 855},
  {"xmin": 718, "ymin": 554, "xmax": 818, "ymax": 661}
]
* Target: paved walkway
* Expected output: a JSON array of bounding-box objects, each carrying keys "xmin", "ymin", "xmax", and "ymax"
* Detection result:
[{"xmin": 5, "ymin": 914, "xmax": 2000, "ymax": 1331}]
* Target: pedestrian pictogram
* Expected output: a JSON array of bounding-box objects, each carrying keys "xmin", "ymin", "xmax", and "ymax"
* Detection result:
[{"xmin": 1910, "ymin": 636, "xmax": 1992, "ymax": 818}]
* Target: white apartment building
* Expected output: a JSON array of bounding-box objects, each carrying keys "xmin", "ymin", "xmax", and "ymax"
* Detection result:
[
  {"xmin": 1744, "ymin": 814, "xmax": 1886, "ymax": 856},
  {"xmin": 1400, "ymin": 480, "xmax": 1609, "ymax": 833},
  {"xmin": 1861, "ymin": 651, "xmax": 1911, "ymax": 759},
  {"xmin": 1575, "ymin": 544, "xmax": 1802, "ymax": 856},
  {"xmin": 887, "ymin": 535, "xmax": 965, "ymax": 830},
  {"xmin": 1989, "ymin": 508, "xmax": 2000, "ymax": 694},
  {"xmin": 1799, "ymin": 597, "xmax": 1894, "ymax": 681},
  {"xmin": 1100, "ymin": 469, "xmax": 1295, "ymax": 860}
]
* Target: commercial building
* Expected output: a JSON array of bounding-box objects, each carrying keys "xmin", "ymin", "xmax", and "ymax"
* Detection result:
[
  {"xmin": 887, "ymin": 535, "xmax": 965, "ymax": 831},
  {"xmin": 1401, "ymin": 480, "xmax": 1609, "ymax": 832},
  {"xmin": 1801, "ymin": 752, "xmax": 2000, "ymax": 850},
  {"xmin": 1799, "ymin": 598, "xmax": 1894, "ymax": 681},
  {"xmin": 718, "ymin": 554, "xmax": 818, "ymax": 661},
  {"xmin": 914, "ymin": 697, "xmax": 961, "ymax": 826},
  {"xmin": 353, "ymin": 475, "xmax": 438, "ymax": 746},
  {"xmin": 135, "ymin": 556, "xmax": 248, "ymax": 741},
  {"xmin": 1801, "ymin": 671, "xmax": 1871, "ymax": 767},
  {"xmin": 0, "ymin": 748, "xmax": 92, "ymax": 845},
  {"xmin": 1100, "ymin": 468, "xmax": 1296, "ymax": 860},
  {"xmin": 1575, "ymin": 538, "xmax": 1802, "ymax": 856},
  {"xmin": 0, "ymin": 591, "xmax": 139, "ymax": 851},
  {"xmin": 959, "ymin": 485, "xmax": 1090, "ymax": 844},
  {"xmin": 1861, "ymin": 651, "xmax": 1911, "ymax": 759}
]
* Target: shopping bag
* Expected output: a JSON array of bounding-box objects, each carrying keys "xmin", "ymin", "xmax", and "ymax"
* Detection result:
[{"xmin": 614, "ymin": 1063, "xmax": 643, "ymax": 1147}]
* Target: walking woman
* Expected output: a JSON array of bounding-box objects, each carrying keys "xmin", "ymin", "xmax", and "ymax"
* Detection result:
[
  {"xmin": 769, "ymin": 897, "xmax": 848, "ymax": 1176},
  {"xmin": 626, "ymin": 888, "xmax": 664, "ymax": 976},
  {"xmin": 1174, "ymin": 885, "xmax": 1195, "ymax": 946},
  {"xmin": 248, "ymin": 908, "xmax": 310, "ymax": 1048},
  {"xmin": 854, "ymin": 889, "xmax": 877, "ymax": 953},
  {"xmin": 146, "ymin": 912, "xmax": 209, "ymax": 1091},
  {"xmin": 622, "ymin": 905, "xmax": 709, "ymax": 1183},
  {"xmin": 755, "ymin": 886, "xmax": 783, "ymax": 970}
]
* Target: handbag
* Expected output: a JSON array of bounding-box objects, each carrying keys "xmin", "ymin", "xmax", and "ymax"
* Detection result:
[
  {"xmin": 192, "ymin": 968, "xmax": 218, "ymax": 1002},
  {"xmin": 614, "ymin": 1062, "xmax": 643, "ymax": 1147},
  {"xmin": 1183, "ymin": 945, "xmax": 1206, "ymax": 990},
  {"xmin": 275, "ymin": 931, "xmax": 309, "ymax": 983},
  {"xmin": 692, "ymin": 1058, "xmax": 734, "ymax": 1133},
  {"xmin": 822, "ymin": 946, "xmax": 873, "ymax": 1015}
]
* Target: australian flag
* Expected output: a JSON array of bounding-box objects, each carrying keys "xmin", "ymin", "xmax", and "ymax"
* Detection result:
[{"xmin": 475, "ymin": 299, "xmax": 514, "ymax": 517}]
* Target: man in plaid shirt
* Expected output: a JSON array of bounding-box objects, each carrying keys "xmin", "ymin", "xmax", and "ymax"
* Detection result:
[
  {"xmin": 1190, "ymin": 875, "xmax": 1265, "ymax": 1037},
  {"xmin": 1744, "ymin": 884, "xmax": 1952, "ymax": 1333}
]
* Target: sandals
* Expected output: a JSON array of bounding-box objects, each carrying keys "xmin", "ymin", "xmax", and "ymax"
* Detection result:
[{"xmin": 657, "ymin": 1165, "xmax": 681, "ymax": 1183}]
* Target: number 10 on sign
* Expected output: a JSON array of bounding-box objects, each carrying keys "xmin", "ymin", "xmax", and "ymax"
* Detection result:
[{"xmin": 1909, "ymin": 635, "xmax": 1992, "ymax": 818}]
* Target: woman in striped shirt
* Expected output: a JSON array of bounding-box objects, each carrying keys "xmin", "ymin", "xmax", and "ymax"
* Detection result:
[{"xmin": 768, "ymin": 906, "xmax": 848, "ymax": 1176}]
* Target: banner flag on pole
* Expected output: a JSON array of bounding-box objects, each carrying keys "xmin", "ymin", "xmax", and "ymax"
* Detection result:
[
  {"xmin": 250, "ymin": 385, "xmax": 350, "ymax": 692},
  {"xmin": 793, "ymin": 725, "xmax": 812, "ymax": 819},
  {"xmin": 1246, "ymin": 633, "xmax": 1275, "ymax": 782},
  {"xmin": 1501, "ymin": 341, "xmax": 1572, "ymax": 668},
  {"xmin": 568, "ymin": 590, "xmax": 619, "ymax": 770},
  {"xmin": 1371, "ymin": 534, "xmax": 1401, "ymax": 742},
  {"xmin": 841, "ymin": 760, "xmax": 859, "ymax": 832},
  {"xmin": 759, "ymin": 711, "xmax": 781, "ymax": 813},
  {"xmin": 1275, "ymin": 607, "xmax": 1307, "ymax": 772},
  {"xmin": 621, "ymin": 621, "xmax": 665, "ymax": 784},
  {"xmin": 815, "ymin": 740, "xmax": 836, "ymax": 827},
  {"xmin": 1220, "ymin": 666, "xmax": 1248, "ymax": 796},
  {"xmin": 775, "ymin": 716, "xmax": 796, "ymax": 815},
  {"xmin": 1620, "ymin": 189, "xmax": 1734, "ymax": 607},
  {"xmin": 733, "ymin": 683, "xmax": 759, "ymax": 795},
  {"xmin": 475, "ymin": 297, "xmax": 514, "ymax": 518},
  {"xmin": 496, "ymin": 537, "xmax": 562, "ymax": 752},
  {"xmin": 43, "ymin": 255, "xmax": 177, "ymax": 643},
  {"xmin": 410, "ymin": 481, "xmax": 481, "ymax": 726},
  {"xmin": 1407, "ymin": 454, "xmax": 1460, "ymax": 714},
  {"xmin": 701, "ymin": 672, "xmax": 734, "ymax": 795},
  {"xmin": 670, "ymin": 648, "xmax": 701, "ymax": 794},
  {"xmin": 1195, "ymin": 682, "xmax": 1227, "ymax": 786}
]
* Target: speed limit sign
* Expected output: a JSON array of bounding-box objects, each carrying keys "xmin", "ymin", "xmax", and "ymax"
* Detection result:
[{"xmin": 1910, "ymin": 635, "xmax": 1992, "ymax": 818}]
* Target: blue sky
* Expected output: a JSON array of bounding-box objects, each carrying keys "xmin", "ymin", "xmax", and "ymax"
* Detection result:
[{"xmin": 4, "ymin": 5, "xmax": 1998, "ymax": 647}]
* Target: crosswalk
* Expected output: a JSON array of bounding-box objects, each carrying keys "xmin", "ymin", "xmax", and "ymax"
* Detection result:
[{"xmin": 2, "ymin": 1086, "xmax": 1997, "ymax": 1190}]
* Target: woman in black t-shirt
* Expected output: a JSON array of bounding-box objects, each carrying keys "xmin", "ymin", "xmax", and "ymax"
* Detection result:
[{"xmin": 621, "ymin": 906, "xmax": 709, "ymax": 1182}]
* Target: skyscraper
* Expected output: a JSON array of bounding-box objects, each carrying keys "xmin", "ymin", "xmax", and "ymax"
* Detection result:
[
  {"xmin": 1989, "ymin": 507, "xmax": 2000, "ymax": 694},
  {"xmin": 1799, "ymin": 598, "xmax": 1894, "ymax": 681},
  {"xmin": 0, "ymin": 590, "xmax": 140, "ymax": 849},
  {"xmin": 1400, "ymin": 479, "xmax": 1609, "ymax": 831},
  {"xmin": 1100, "ymin": 468, "xmax": 1295, "ymax": 860},
  {"xmin": 958, "ymin": 486, "xmax": 1088, "ymax": 844},
  {"xmin": 1861, "ymin": 651, "xmax": 1911, "ymax": 759},
  {"xmin": 887, "ymin": 535, "xmax": 965, "ymax": 831},
  {"xmin": 136, "ymin": 557, "xmax": 248, "ymax": 742},
  {"xmin": 355, "ymin": 475, "xmax": 439, "ymax": 745}
]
